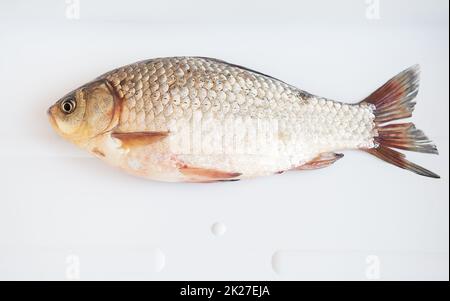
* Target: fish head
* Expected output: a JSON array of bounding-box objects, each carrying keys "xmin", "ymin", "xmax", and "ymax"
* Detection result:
[{"xmin": 47, "ymin": 80, "xmax": 118, "ymax": 147}]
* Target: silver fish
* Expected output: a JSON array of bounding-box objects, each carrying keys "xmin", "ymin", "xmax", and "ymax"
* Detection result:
[{"xmin": 47, "ymin": 57, "xmax": 439, "ymax": 182}]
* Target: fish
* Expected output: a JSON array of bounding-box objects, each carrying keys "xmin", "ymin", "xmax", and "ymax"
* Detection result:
[{"xmin": 47, "ymin": 57, "xmax": 440, "ymax": 182}]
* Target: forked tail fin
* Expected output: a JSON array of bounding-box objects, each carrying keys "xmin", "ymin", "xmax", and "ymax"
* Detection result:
[{"xmin": 360, "ymin": 65, "xmax": 440, "ymax": 178}]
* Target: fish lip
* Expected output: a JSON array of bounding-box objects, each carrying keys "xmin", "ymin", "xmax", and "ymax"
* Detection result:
[{"xmin": 47, "ymin": 105, "xmax": 58, "ymax": 131}]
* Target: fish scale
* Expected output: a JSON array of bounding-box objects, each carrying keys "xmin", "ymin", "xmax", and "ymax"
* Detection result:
[{"xmin": 100, "ymin": 57, "xmax": 376, "ymax": 174}]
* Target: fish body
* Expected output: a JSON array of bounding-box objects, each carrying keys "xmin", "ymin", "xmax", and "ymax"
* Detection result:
[{"xmin": 48, "ymin": 57, "xmax": 439, "ymax": 182}]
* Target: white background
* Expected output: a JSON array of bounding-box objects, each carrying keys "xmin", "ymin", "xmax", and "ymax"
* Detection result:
[{"xmin": 0, "ymin": 0, "xmax": 448, "ymax": 280}]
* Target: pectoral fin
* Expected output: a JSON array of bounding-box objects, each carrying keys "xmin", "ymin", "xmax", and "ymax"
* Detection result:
[
  {"xmin": 294, "ymin": 152, "xmax": 344, "ymax": 170},
  {"xmin": 177, "ymin": 163, "xmax": 242, "ymax": 182},
  {"xmin": 112, "ymin": 131, "xmax": 169, "ymax": 149}
]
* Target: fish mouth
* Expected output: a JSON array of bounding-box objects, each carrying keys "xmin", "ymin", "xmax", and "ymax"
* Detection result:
[
  {"xmin": 47, "ymin": 105, "xmax": 59, "ymax": 132},
  {"xmin": 47, "ymin": 105, "xmax": 77, "ymax": 142}
]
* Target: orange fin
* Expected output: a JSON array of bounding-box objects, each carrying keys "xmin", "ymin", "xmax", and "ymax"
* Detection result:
[
  {"xmin": 112, "ymin": 131, "xmax": 169, "ymax": 149},
  {"xmin": 359, "ymin": 65, "xmax": 439, "ymax": 178},
  {"xmin": 294, "ymin": 153, "xmax": 344, "ymax": 170},
  {"xmin": 365, "ymin": 146, "xmax": 440, "ymax": 178},
  {"xmin": 178, "ymin": 164, "xmax": 241, "ymax": 182}
]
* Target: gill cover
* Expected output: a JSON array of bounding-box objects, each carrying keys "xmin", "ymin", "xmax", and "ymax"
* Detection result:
[{"xmin": 81, "ymin": 80, "xmax": 118, "ymax": 138}]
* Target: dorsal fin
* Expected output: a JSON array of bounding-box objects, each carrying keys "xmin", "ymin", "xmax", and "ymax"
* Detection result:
[{"xmin": 194, "ymin": 57, "xmax": 291, "ymax": 86}]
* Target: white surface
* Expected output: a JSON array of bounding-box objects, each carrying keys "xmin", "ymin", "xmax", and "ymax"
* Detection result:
[{"xmin": 0, "ymin": 0, "xmax": 448, "ymax": 280}]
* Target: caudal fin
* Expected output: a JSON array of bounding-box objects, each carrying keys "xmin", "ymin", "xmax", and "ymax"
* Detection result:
[{"xmin": 361, "ymin": 65, "xmax": 440, "ymax": 178}]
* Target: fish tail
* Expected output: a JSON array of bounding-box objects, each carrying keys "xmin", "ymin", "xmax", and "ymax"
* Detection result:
[{"xmin": 360, "ymin": 65, "xmax": 440, "ymax": 178}]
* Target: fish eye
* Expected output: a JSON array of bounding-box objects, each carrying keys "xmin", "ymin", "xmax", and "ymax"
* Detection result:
[{"xmin": 60, "ymin": 97, "xmax": 76, "ymax": 114}]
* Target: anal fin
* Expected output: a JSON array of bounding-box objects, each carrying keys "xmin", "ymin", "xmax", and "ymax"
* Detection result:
[
  {"xmin": 294, "ymin": 152, "xmax": 344, "ymax": 170},
  {"xmin": 112, "ymin": 131, "xmax": 169, "ymax": 149},
  {"xmin": 178, "ymin": 164, "xmax": 242, "ymax": 182}
]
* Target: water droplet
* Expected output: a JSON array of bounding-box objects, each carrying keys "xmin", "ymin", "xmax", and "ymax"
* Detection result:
[
  {"xmin": 271, "ymin": 251, "xmax": 283, "ymax": 275},
  {"xmin": 153, "ymin": 248, "xmax": 166, "ymax": 273},
  {"xmin": 211, "ymin": 222, "xmax": 226, "ymax": 237}
]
